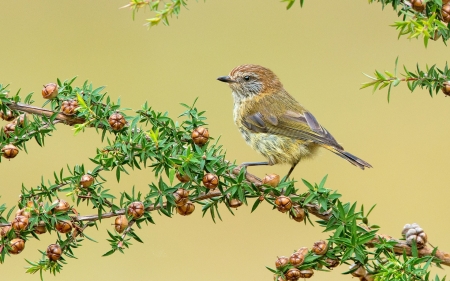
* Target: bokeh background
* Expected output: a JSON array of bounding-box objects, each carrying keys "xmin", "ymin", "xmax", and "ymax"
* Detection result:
[{"xmin": 1, "ymin": 1, "xmax": 449, "ymax": 280}]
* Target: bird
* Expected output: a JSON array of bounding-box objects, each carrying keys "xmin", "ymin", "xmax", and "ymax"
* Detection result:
[{"xmin": 217, "ymin": 64, "xmax": 372, "ymax": 179}]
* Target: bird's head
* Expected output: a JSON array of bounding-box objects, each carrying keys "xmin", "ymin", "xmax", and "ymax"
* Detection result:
[{"xmin": 217, "ymin": 64, "xmax": 283, "ymax": 97}]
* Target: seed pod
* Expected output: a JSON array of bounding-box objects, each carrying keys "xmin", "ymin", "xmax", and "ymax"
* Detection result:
[
  {"xmin": 276, "ymin": 276, "xmax": 286, "ymax": 281},
  {"xmin": 108, "ymin": 112, "xmax": 126, "ymax": 131},
  {"xmin": 442, "ymin": 81, "xmax": 450, "ymax": 96},
  {"xmin": 191, "ymin": 127, "xmax": 209, "ymax": 146},
  {"xmin": 173, "ymin": 193, "xmax": 188, "ymax": 207},
  {"xmin": 312, "ymin": 240, "xmax": 328, "ymax": 255},
  {"xmin": 0, "ymin": 110, "xmax": 15, "ymax": 121},
  {"xmin": 176, "ymin": 201, "xmax": 195, "ymax": 216},
  {"xmin": 296, "ymin": 247, "xmax": 309, "ymax": 257},
  {"xmin": 9, "ymin": 238, "xmax": 25, "ymax": 255},
  {"xmin": 262, "ymin": 174, "xmax": 280, "ymax": 187},
  {"xmin": 350, "ymin": 264, "xmax": 366, "ymax": 278},
  {"xmin": 46, "ymin": 244, "xmax": 62, "ymax": 261},
  {"xmin": 14, "ymin": 114, "xmax": 26, "ymax": 126},
  {"xmin": 12, "ymin": 216, "xmax": 29, "ymax": 231},
  {"xmin": 61, "ymin": 99, "xmax": 79, "ymax": 115},
  {"xmin": 127, "ymin": 201, "xmax": 145, "ymax": 219},
  {"xmin": 55, "ymin": 220, "xmax": 72, "ymax": 233},
  {"xmin": 275, "ymin": 256, "xmax": 289, "ymax": 269},
  {"xmin": 410, "ymin": 0, "xmax": 425, "ymax": 12},
  {"xmin": 324, "ymin": 257, "xmax": 339, "ymax": 268},
  {"xmin": 229, "ymin": 198, "xmax": 243, "ymax": 208},
  {"xmin": 53, "ymin": 199, "xmax": 70, "ymax": 213},
  {"xmin": 80, "ymin": 174, "xmax": 94, "ymax": 188},
  {"xmin": 299, "ymin": 269, "xmax": 314, "ymax": 279},
  {"xmin": 2, "ymin": 144, "xmax": 19, "ymax": 159},
  {"xmin": 442, "ymin": 3, "xmax": 450, "ymax": 23},
  {"xmin": 290, "ymin": 205, "xmax": 305, "ymax": 222},
  {"xmin": 202, "ymin": 173, "xmax": 219, "ymax": 189},
  {"xmin": 3, "ymin": 122, "xmax": 15, "ymax": 137},
  {"xmin": 275, "ymin": 195, "xmax": 292, "ymax": 213},
  {"xmin": 361, "ymin": 274, "xmax": 375, "ymax": 281},
  {"xmin": 289, "ymin": 252, "xmax": 305, "ymax": 266},
  {"xmin": 34, "ymin": 223, "xmax": 47, "ymax": 234},
  {"xmin": 176, "ymin": 171, "xmax": 191, "ymax": 183},
  {"xmin": 42, "ymin": 83, "xmax": 59, "ymax": 99},
  {"xmin": 0, "ymin": 225, "xmax": 12, "ymax": 237},
  {"xmin": 114, "ymin": 215, "xmax": 129, "ymax": 233},
  {"xmin": 285, "ymin": 268, "xmax": 301, "ymax": 281},
  {"xmin": 15, "ymin": 208, "xmax": 31, "ymax": 219},
  {"xmin": 174, "ymin": 188, "xmax": 189, "ymax": 198}
]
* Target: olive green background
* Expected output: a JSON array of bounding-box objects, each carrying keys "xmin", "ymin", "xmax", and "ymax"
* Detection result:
[{"xmin": 1, "ymin": 1, "xmax": 449, "ymax": 280}]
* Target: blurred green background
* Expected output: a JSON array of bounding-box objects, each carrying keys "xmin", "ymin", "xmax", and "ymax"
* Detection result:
[{"xmin": 1, "ymin": 1, "xmax": 449, "ymax": 280}]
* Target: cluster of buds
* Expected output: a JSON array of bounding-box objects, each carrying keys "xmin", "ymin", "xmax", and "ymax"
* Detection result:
[
  {"xmin": 349, "ymin": 264, "xmax": 374, "ymax": 281},
  {"xmin": 61, "ymin": 99, "xmax": 79, "ymax": 115},
  {"xmin": 108, "ymin": 112, "xmax": 126, "ymax": 131},
  {"xmin": 1, "ymin": 143, "xmax": 19, "ymax": 159},
  {"xmin": 402, "ymin": 223, "xmax": 428, "ymax": 248},
  {"xmin": 202, "ymin": 173, "xmax": 219, "ymax": 190},
  {"xmin": 191, "ymin": 127, "xmax": 209, "ymax": 146},
  {"xmin": 174, "ymin": 189, "xmax": 195, "ymax": 216},
  {"xmin": 127, "ymin": 201, "xmax": 145, "ymax": 219}
]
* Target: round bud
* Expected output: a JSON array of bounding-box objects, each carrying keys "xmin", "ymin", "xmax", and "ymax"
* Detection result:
[
  {"xmin": 324, "ymin": 257, "xmax": 339, "ymax": 268},
  {"xmin": 290, "ymin": 205, "xmax": 305, "ymax": 222},
  {"xmin": 0, "ymin": 225, "xmax": 12, "ymax": 237},
  {"xmin": 127, "ymin": 201, "xmax": 145, "ymax": 219},
  {"xmin": 191, "ymin": 127, "xmax": 209, "ymax": 146},
  {"xmin": 3, "ymin": 122, "xmax": 15, "ymax": 137},
  {"xmin": 46, "ymin": 244, "xmax": 62, "ymax": 261},
  {"xmin": 55, "ymin": 220, "xmax": 72, "ymax": 234},
  {"xmin": 262, "ymin": 174, "xmax": 280, "ymax": 187},
  {"xmin": 350, "ymin": 264, "xmax": 366, "ymax": 278},
  {"xmin": 34, "ymin": 223, "xmax": 47, "ymax": 234},
  {"xmin": 0, "ymin": 110, "xmax": 15, "ymax": 121},
  {"xmin": 299, "ymin": 269, "xmax": 314, "ymax": 279},
  {"xmin": 442, "ymin": 4, "xmax": 450, "ymax": 23},
  {"xmin": 176, "ymin": 171, "xmax": 191, "ymax": 183},
  {"xmin": 289, "ymin": 252, "xmax": 305, "ymax": 266},
  {"xmin": 442, "ymin": 81, "xmax": 450, "ymax": 96},
  {"xmin": 15, "ymin": 208, "xmax": 31, "ymax": 219},
  {"xmin": 275, "ymin": 256, "xmax": 289, "ymax": 269},
  {"xmin": 285, "ymin": 268, "xmax": 301, "ymax": 281},
  {"xmin": 174, "ymin": 188, "xmax": 189, "ymax": 198},
  {"xmin": 202, "ymin": 173, "xmax": 219, "ymax": 189},
  {"xmin": 173, "ymin": 193, "xmax": 188, "ymax": 207},
  {"xmin": 61, "ymin": 99, "xmax": 79, "ymax": 115},
  {"xmin": 53, "ymin": 199, "xmax": 70, "ymax": 213},
  {"xmin": 108, "ymin": 112, "xmax": 126, "ymax": 131},
  {"xmin": 229, "ymin": 198, "xmax": 243, "ymax": 208},
  {"xmin": 9, "ymin": 238, "xmax": 25, "ymax": 255},
  {"xmin": 12, "ymin": 215, "xmax": 29, "ymax": 231},
  {"xmin": 312, "ymin": 240, "xmax": 328, "ymax": 255},
  {"xmin": 42, "ymin": 83, "xmax": 59, "ymax": 99},
  {"xmin": 410, "ymin": 0, "xmax": 425, "ymax": 12},
  {"xmin": 114, "ymin": 215, "xmax": 129, "ymax": 233},
  {"xmin": 296, "ymin": 247, "xmax": 309, "ymax": 257},
  {"xmin": 2, "ymin": 144, "xmax": 19, "ymax": 159},
  {"xmin": 14, "ymin": 114, "xmax": 26, "ymax": 126},
  {"xmin": 176, "ymin": 201, "xmax": 195, "ymax": 216},
  {"xmin": 80, "ymin": 174, "xmax": 94, "ymax": 188},
  {"xmin": 275, "ymin": 195, "xmax": 292, "ymax": 213}
]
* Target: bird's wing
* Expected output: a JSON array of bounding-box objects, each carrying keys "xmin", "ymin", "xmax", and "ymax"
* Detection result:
[{"xmin": 241, "ymin": 100, "xmax": 343, "ymax": 150}]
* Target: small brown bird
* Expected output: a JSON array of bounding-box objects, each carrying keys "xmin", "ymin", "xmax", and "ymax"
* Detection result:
[{"xmin": 217, "ymin": 64, "xmax": 372, "ymax": 178}]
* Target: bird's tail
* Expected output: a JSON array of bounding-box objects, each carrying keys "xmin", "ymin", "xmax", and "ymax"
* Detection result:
[{"xmin": 322, "ymin": 145, "xmax": 372, "ymax": 169}]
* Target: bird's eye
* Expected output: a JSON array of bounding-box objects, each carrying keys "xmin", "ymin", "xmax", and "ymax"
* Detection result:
[{"xmin": 244, "ymin": 76, "xmax": 250, "ymax": 81}]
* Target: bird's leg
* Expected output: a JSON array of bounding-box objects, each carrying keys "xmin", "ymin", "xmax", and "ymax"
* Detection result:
[{"xmin": 285, "ymin": 162, "xmax": 298, "ymax": 179}]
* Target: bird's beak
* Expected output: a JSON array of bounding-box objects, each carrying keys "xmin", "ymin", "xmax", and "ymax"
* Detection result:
[{"xmin": 217, "ymin": 76, "xmax": 236, "ymax": 83}]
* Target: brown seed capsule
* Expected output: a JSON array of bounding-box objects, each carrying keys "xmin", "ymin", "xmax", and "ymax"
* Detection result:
[
  {"xmin": 9, "ymin": 238, "xmax": 25, "ymax": 255},
  {"xmin": 80, "ymin": 174, "xmax": 94, "ymax": 188},
  {"xmin": 114, "ymin": 215, "xmax": 129, "ymax": 233},
  {"xmin": 324, "ymin": 257, "xmax": 339, "ymax": 268},
  {"xmin": 275, "ymin": 256, "xmax": 289, "ymax": 269},
  {"xmin": 350, "ymin": 264, "xmax": 366, "ymax": 278},
  {"xmin": 312, "ymin": 240, "xmax": 328, "ymax": 255},
  {"xmin": 229, "ymin": 198, "xmax": 243, "ymax": 208},
  {"xmin": 176, "ymin": 171, "xmax": 190, "ymax": 183},
  {"xmin": 276, "ymin": 276, "xmax": 286, "ymax": 281},
  {"xmin": 127, "ymin": 201, "xmax": 145, "ymax": 219},
  {"xmin": 15, "ymin": 208, "xmax": 31, "ymax": 219},
  {"xmin": 12, "ymin": 216, "xmax": 29, "ymax": 231},
  {"xmin": 176, "ymin": 201, "xmax": 195, "ymax": 216},
  {"xmin": 46, "ymin": 244, "xmax": 62, "ymax": 261},
  {"xmin": 410, "ymin": 0, "xmax": 425, "ymax": 12},
  {"xmin": 191, "ymin": 127, "xmax": 209, "ymax": 146},
  {"xmin": 361, "ymin": 274, "xmax": 375, "ymax": 281},
  {"xmin": 34, "ymin": 223, "xmax": 47, "ymax": 234},
  {"xmin": 14, "ymin": 114, "xmax": 26, "ymax": 126},
  {"xmin": 442, "ymin": 81, "xmax": 450, "ymax": 96},
  {"xmin": 173, "ymin": 188, "xmax": 190, "ymax": 206},
  {"xmin": 442, "ymin": 3, "xmax": 450, "ymax": 23},
  {"xmin": 290, "ymin": 205, "xmax": 305, "ymax": 222},
  {"xmin": 53, "ymin": 199, "xmax": 70, "ymax": 213},
  {"xmin": 1, "ymin": 143, "xmax": 19, "ymax": 159},
  {"xmin": 262, "ymin": 174, "xmax": 280, "ymax": 187},
  {"xmin": 42, "ymin": 83, "xmax": 59, "ymax": 99},
  {"xmin": 3, "ymin": 122, "xmax": 15, "ymax": 137},
  {"xmin": 0, "ymin": 225, "xmax": 12, "ymax": 237},
  {"xmin": 275, "ymin": 195, "xmax": 292, "ymax": 213},
  {"xmin": 174, "ymin": 188, "xmax": 189, "ymax": 198},
  {"xmin": 296, "ymin": 247, "xmax": 309, "ymax": 257},
  {"xmin": 289, "ymin": 252, "xmax": 305, "ymax": 266},
  {"xmin": 55, "ymin": 220, "xmax": 72, "ymax": 234},
  {"xmin": 285, "ymin": 268, "xmax": 301, "ymax": 281},
  {"xmin": 202, "ymin": 173, "xmax": 219, "ymax": 189},
  {"xmin": 61, "ymin": 99, "xmax": 79, "ymax": 115},
  {"xmin": 0, "ymin": 110, "xmax": 15, "ymax": 121},
  {"xmin": 108, "ymin": 112, "xmax": 126, "ymax": 131},
  {"xmin": 299, "ymin": 269, "xmax": 314, "ymax": 279}
]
